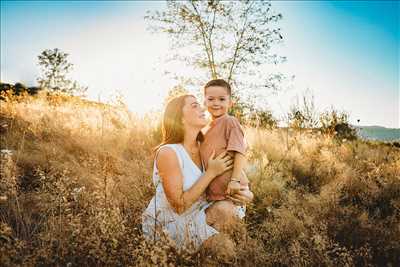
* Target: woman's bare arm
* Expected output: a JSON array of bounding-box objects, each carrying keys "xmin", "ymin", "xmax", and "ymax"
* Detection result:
[{"xmin": 157, "ymin": 147, "xmax": 232, "ymax": 215}]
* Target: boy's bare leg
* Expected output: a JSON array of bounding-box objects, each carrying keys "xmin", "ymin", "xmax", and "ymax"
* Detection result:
[{"xmin": 206, "ymin": 200, "xmax": 237, "ymax": 233}]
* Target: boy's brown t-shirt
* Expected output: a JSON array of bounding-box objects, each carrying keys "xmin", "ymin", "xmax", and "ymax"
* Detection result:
[{"xmin": 200, "ymin": 114, "xmax": 248, "ymax": 201}]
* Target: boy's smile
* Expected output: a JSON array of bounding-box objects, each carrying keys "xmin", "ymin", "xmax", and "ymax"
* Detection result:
[{"xmin": 204, "ymin": 85, "xmax": 232, "ymax": 120}]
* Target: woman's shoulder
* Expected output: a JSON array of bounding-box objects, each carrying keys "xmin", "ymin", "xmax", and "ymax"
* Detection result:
[
  {"xmin": 157, "ymin": 144, "xmax": 179, "ymax": 156},
  {"xmin": 156, "ymin": 144, "xmax": 183, "ymax": 165}
]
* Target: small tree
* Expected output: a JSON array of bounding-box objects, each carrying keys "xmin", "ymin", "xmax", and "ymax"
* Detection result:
[
  {"xmin": 288, "ymin": 90, "xmax": 319, "ymax": 130},
  {"xmin": 146, "ymin": 0, "xmax": 287, "ymax": 104},
  {"xmin": 37, "ymin": 48, "xmax": 87, "ymax": 95}
]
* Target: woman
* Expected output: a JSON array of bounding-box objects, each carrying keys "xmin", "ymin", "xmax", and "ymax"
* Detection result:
[{"xmin": 142, "ymin": 94, "xmax": 253, "ymax": 249}]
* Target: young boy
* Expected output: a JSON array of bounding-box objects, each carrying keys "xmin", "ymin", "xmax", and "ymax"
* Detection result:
[{"xmin": 200, "ymin": 79, "xmax": 249, "ymax": 217}]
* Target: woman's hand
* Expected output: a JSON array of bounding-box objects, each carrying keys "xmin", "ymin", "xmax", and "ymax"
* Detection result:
[
  {"xmin": 227, "ymin": 187, "xmax": 254, "ymax": 205},
  {"xmin": 207, "ymin": 150, "xmax": 233, "ymax": 178}
]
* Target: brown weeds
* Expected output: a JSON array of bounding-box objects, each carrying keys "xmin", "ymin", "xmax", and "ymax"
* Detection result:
[{"xmin": 0, "ymin": 92, "xmax": 399, "ymax": 266}]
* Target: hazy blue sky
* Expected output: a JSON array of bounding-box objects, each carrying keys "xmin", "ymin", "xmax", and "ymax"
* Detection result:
[{"xmin": 1, "ymin": 1, "xmax": 399, "ymax": 127}]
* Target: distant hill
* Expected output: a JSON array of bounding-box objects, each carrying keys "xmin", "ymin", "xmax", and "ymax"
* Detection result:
[{"xmin": 355, "ymin": 125, "xmax": 400, "ymax": 141}]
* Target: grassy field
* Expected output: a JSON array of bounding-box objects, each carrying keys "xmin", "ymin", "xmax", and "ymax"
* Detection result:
[{"xmin": 1, "ymin": 91, "xmax": 399, "ymax": 266}]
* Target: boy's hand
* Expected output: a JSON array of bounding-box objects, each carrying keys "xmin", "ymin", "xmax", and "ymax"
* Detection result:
[
  {"xmin": 226, "ymin": 180, "xmax": 241, "ymax": 195},
  {"xmin": 227, "ymin": 188, "xmax": 253, "ymax": 205}
]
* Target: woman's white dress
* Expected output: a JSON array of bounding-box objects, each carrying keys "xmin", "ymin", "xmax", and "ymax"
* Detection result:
[{"xmin": 142, "ymin": 144, "xmax": 218, "ymax": 249}]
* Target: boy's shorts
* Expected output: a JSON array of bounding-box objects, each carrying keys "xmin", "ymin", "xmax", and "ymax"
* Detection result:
[{"xmin": 235, "ymin": 205, "xmax": 246, "ymax": 219}]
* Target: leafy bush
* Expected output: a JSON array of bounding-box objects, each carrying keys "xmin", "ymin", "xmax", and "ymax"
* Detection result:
[
  {"xmin": 230, "ymin": 97, "xmax": 278, "ymax": 129},
  {"xmin": 319, "ymin": 108, "xmax": 358, "ymax": 140}
]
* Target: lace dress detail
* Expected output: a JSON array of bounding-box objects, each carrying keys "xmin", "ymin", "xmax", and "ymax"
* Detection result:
[{"xmin": 142, "ymin": 144, "xmax": 218, "ymax": 249}]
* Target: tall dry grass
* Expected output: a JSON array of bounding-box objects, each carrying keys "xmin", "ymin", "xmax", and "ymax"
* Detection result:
[{"xmin": 1, "ymin": 91, "xmax": 399, "ymax": 266}]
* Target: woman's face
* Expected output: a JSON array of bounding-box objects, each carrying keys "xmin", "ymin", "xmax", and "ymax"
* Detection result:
[{"xmin": 182, "ymin": 96, "xmax": 207, "ymax": 128}]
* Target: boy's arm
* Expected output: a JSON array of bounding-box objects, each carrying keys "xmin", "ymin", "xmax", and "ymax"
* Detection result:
[
  {"xmin": 231, "ymin": 152, "xmax": 247, "ymax": 184},
  {"xmin": 225, "ymin": 117, "xmax": 248, "ymax": 194},
  {"xmin": 226, "ymin": 151, "xmax": 248, "ymax": 195}
]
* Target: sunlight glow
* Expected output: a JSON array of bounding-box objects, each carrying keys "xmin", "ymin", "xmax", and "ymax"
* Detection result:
[{"xmin": 1, "ymin": 1, "xmax": 398, "ymax": 127}]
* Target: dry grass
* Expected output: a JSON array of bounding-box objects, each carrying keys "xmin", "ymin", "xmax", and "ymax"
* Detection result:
[{"xmin": 1, "ymin": 91, "xmax": 399, "ymax": 266}]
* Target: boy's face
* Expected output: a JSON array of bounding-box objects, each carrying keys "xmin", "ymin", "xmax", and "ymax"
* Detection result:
[{"xmin": 204, "ymin": 86, "xmax": 232, "ymax": 119}]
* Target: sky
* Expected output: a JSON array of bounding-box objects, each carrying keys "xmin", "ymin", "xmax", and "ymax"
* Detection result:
[{"xmin": 1, "ymin": 0, "xmax": 399, "ymax": 128}]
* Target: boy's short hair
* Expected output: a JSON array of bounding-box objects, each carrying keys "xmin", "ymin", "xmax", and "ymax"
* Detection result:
[{"xmin": 204, "ymin": 79, "xmax": 232, "ymax": 96}]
